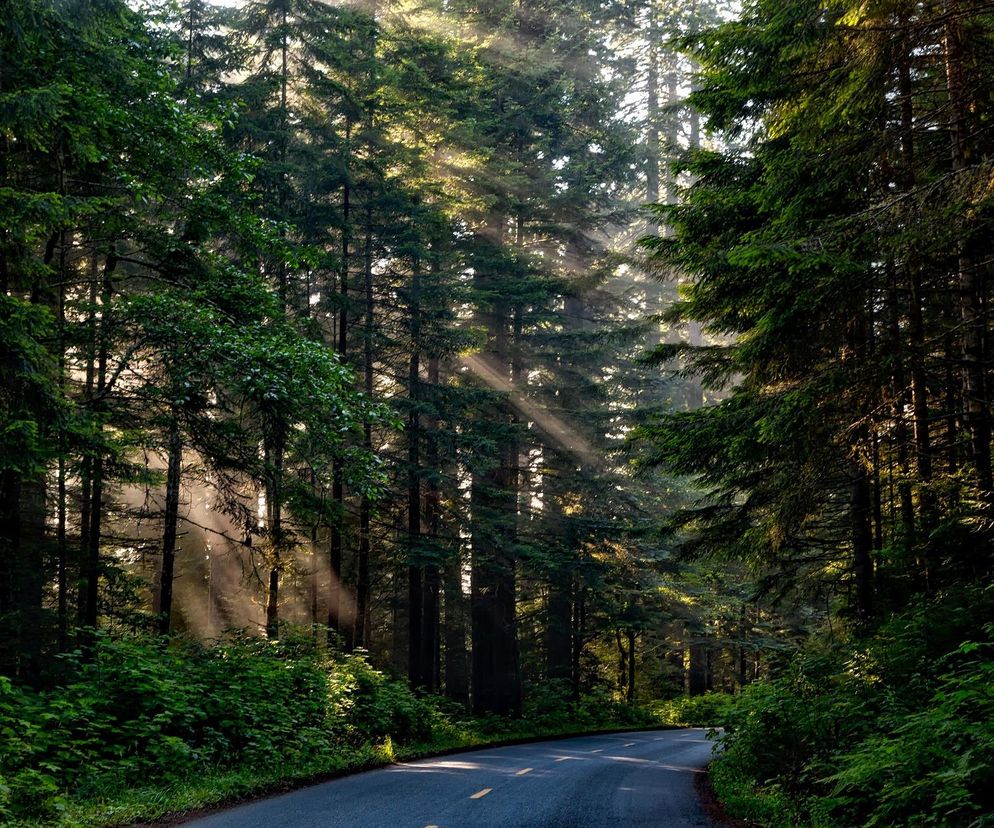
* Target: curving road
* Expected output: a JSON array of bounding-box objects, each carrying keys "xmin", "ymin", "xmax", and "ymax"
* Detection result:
[{"xmin": 182, "ymin": 729, "xmax": 718, "ymax": 828}]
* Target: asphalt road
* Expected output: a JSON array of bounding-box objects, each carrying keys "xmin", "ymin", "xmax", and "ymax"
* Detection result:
[{"xmin": 183, "ymin": 729, "xmax": 718, "ymax": 828}]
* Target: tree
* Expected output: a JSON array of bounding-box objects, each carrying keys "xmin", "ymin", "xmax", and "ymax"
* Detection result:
[{"xmin": 638, "ymin": 0, "xmax": 994, "ymax": 625}]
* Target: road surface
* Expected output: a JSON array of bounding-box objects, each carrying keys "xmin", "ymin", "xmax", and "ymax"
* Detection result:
[{"xmin": 183, "ymin": 729, "xmax": 718, "ymax": 828}]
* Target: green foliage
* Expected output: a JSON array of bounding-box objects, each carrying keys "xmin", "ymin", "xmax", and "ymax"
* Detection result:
[
  {"xmin": 712, "ymin": 589, "xmax": 994, "ymax": 827},
  {"xmin": 708, "ymin": 759, "xmax": 799, "ymax": 828},
  {"xmin": 0, "ymin": 296, "xmax": 67, "ymax": 477},
  {"xmin": 0, "ymin": 634, "xmax": 672, "ymax": 825},
  {"xmin": 649, "ymin": 691, "xmax": 736, "ymax": 727},
  {"xmin": 0, "ymin": 635, "xmax": 436, "ymax": 821},
  {"xmin": 824, "ymin": 639, "xmax": 994, "ymax": 827},
  {"xmin": 518, "ymin": 681, "xmax": 659, "ymax": 732},
  {"xmin": 638, "ymin": 3, "xmax": 994, "ymax": 823},
  {"xmin": 328, "ymin": 654, "xmax": 439, "ymax": 745}
]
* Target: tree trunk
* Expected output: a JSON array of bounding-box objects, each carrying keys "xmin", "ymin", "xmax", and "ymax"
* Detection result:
[
  {"xmin": 871, "ymin": 435, "xmax": 884, "ymax": 551},
  {"xmin": 645, "ymin": 1, "xmax": 660, "ymax": 233},
  {"xmin": 851, "ymin": 462, "xmax": 875, "ymax": 622},
  {"xmin": 79, "ymin": 250, "xmax": 116, "ymax": 634},
  {"xmin": 407, "ymin": 256, "xmax": 424, "ymax": 687},
  {"xmin": 887, "ymin": 267, "xmax": 916, "ymax": 548},
  {"xmin": 571, "ymin": 590, "xmax": 585, "ymax": 701},
  {"xmin": 848, "ymin": 305, "xmax": 876, "ymax": 621},
  {"xmin": 897, "ymin": 35, "xmax": 937, "ymax": 534},
  {"xmin": 443, "ymin": 546, "xmax": 470, "ymax": 704},
  {"xmin": 688, "ymin": 642, "xmax": 707, "ymax": 696},
  {"xmin": 419, "ymin": 257, "xmax": 442, "ymax": 692},
  {"xmin": 309, "ymin": 466, "xmax": 319, "ymax": 629},
  {"xmin": 55, "ymin": 225, "xmax": 69, "ymax": 651},
  {"xmin": 422, "ymin": 560, "xmax": 440, "ymax": 693},
  {"xmin": 354, "ymin": 215, "xmax": 375, "ymax": 650},
  {"xmin": 615, "ymin": 628, "xmax": 627, "ymax": 694},
  {"xmin": 0, "ymin": 469, "xmax": 46, "ymax": 679},
  {"xmin": 329, "ymin": 467, "xmax": 344, "ymax": 643},
  {"xmin": 546, "ymin": 292, "xmax": 580, "ymax": 684},
  {"xmin": 943, "ymin": 2, "xmax": 992, "ymax": 493},
  {"xmin": 265, "ymin": 425, "xmax": 285, "ymax": 640},
  {"xmin": 440, "ymin": 354, "xmax": 469, "ymax": 702},
  {"xmin": 77, "ymin": 256, "xmax": 98, "ymax": 630},
  {"xmin": 626, "ymin": 629, "xmax": 637, "ymax": 704},
  {"xmin": 470, "ymin": 220, "xmax": 521, "ymax": 716},
  {"xmin": 329, "ymin": 128, "xmax": 351, "ymax": 646},
  {"xmin": 471, "ymin": 415, "xmax": 520, "ymax": 712},
  {"xmin": 665, "ymin": 70, "xmax": 679, "ymax": 207},
  {"xmin": 158, "ymin": 418, "xmax": 182, "ymax": 635},
  {"xmin": 546, "ymin": 584, "xmax": 573, "ymax": 683}
]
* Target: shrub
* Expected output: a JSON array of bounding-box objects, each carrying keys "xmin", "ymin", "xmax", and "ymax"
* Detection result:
[
  {"xmin": 521, "ymin": 681, "xmax": 657, "ymax": 732},
  {"xmin": 0, "ymin": 633, "xmax": 436, "ymax": 820},
  {"xmin": 0, "ymin": 631, "xmax": 696, "ymax": 823},
  {"xmin": 650, "ymin": 691, "xmax": 737, "ymax": 727},
  {"xmin": 711, "ymin": 590, "xmax": 994, "ymax": 828},
  {"xmin": 328, "ymin": 654, "xmax": 438, "ymax": 745},
  {"xmin": 824, "ymin": 634, "xmax": 994, "ymax": 827}
]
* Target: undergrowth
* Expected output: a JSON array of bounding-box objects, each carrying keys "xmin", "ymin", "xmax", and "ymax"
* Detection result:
[
  {"xmin": 708, "ymin": 586, "xmax": 994, "ymax": 827},
  {"xmin": 0, "ymin": 631, "xmax": 709, "ymax": 827}
]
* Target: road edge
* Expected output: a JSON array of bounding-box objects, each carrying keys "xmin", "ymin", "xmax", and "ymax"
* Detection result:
[{"xmin": 695, "ymin": 763, "xmax": 752, "ymax": 828}]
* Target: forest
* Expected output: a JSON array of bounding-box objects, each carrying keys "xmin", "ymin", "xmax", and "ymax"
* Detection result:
[{"xmin": 1, "ymin": 0, "xmax": 993, "ymax": 825}]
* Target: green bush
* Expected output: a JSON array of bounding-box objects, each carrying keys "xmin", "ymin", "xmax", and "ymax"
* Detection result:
[
  {"xmin": 1, "ymin": 632, "xmax": 695, "ymax": 825},
  {"xmin": 0, "ymin": 633, "xmax": 438, "ymax": 821},
  {"xmin": 520, "ymin": 681, "xmax": 657, "ymax": 732},
  {"xmin": 650, "ymin": 691, "xmax": 737, "ymax": 727},
  {"xmin": 328, "ymin": 654, "xmax": 439, "ymax": 745},
  {"xmin": 708, "ymin": 758, "xmax": 798, "ymax": 827},
  {"xmin": 823, "ymin": 635, "xmax": 994, "ymax": 827},
  {"xmin": 711, "ymin": 591, "xmax": 994, "ymax": 828}
]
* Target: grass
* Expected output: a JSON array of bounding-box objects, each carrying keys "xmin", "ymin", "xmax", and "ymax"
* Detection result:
[{"xmin": 707, "ymin": 758, "xmax": 805, "ymax": 828}]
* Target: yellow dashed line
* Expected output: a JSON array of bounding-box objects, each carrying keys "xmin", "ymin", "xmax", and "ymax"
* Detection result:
[
  {"xmin": 516, "ymin": 767, "xmax": 532, "ymax": 776},
  {"xmin": 470, "ymin": 788, "xmax": 492, "ymax": 799}
]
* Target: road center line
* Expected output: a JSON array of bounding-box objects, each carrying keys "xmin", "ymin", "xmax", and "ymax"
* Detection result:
[
  {"xmin": 590, "ymin": 748, "xmax": 603, "ymax": 753},
  {"xmin": 470, "ymin": 788, "xmax": 492, "ymax": 799},
  {"xmin": 516, "ymin": 767, "xmax": 532, "ymax": 775}
]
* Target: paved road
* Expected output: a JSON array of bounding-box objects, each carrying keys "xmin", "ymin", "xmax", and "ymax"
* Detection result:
[{"xmin": 183, "ymin": 729, "xmax": 718, "ymax": 828}]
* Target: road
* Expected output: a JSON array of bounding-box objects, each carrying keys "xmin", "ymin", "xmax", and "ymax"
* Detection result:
[{"xmin": 183, "ymin": 729, "xmax": 718, "ymax": 828}]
